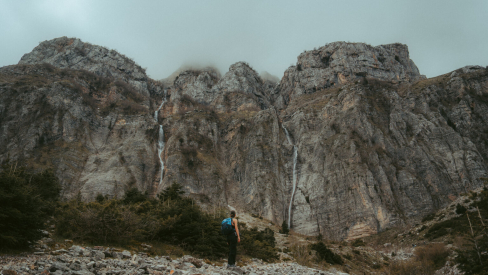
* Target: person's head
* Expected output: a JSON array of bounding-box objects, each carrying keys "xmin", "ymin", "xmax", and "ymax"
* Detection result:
[{"xmin": 230, "ymin": 210, "xmax": 236, "ymax": 218}]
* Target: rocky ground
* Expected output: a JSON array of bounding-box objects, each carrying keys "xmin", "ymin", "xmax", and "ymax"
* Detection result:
[{"xmin": 0, "ymin": 245, "xmax": 347, "ymax": 275}]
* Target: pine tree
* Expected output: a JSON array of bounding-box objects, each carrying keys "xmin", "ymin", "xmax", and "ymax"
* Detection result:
[
  {"xmin": 0, "ymin": 161, "xmax": 60, "ymax": 249},
  {"xmin": 279, "ymin": 220, "xmax": 289, "ymax": 235}
]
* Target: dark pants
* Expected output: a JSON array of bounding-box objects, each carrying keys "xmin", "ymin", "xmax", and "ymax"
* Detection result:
[{"xmin": 227, "ymin": 233, "xmax": 238, "ymax": 265}]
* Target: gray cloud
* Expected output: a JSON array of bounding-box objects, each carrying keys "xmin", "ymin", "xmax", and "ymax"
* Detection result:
[{"xmin": 1, "ymin": 0, "xmax": 487, "ymax": 80}]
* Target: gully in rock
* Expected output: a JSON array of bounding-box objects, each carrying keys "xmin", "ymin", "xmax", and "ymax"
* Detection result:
[
  {"xmin": 282, "ymin": 124, "xmax": 298, "ymax": 229},
  {"xmin": 155, "ymin": 90, "xmax": 167, "ymax": 186}
]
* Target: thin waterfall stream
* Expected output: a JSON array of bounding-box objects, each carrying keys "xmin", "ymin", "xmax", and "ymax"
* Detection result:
[
  {"xmin": 282, "ymin": 124, "xmax": 298, "ymax": 229},
  {"xmin": 155, "ymin": 91, "xmax": 167, "ymax": 186}
]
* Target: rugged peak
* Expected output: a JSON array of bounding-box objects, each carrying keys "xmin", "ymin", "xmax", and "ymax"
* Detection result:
[
  {"xmin": 209, "ymin": 61, "xmax": 271, "ymax": 110},
  {"xmin": 228, "ymin": 61, "xmax": 258, "ymax": 74},
  {"xmin": 18, "ymin": 37, "xmax": 147, "ymax": 81},
  {"xmin": 215, "ymin": 61, "xmax": 263, "ymax": 93},
  {"xmin": 174, "ymin": 67, "xmax": 221, "ymax": 84},
  {"xmin": 274, "ymin": 41, "xmax": 426, "ymax": 108},
  {"xmin": 296, "ymin": 41, "xmax": 424, "ymax": 83},
  {"xmin": 450, "ymin": 65, "xmax": 486, "ymax": 77},
  {"xmin": 171, "ymin": 67, "xmax": 221, "ymax": 104}
]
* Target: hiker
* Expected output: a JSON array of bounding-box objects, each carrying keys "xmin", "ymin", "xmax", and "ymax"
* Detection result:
[{"xmin": 226, "ymin": 210, "xmax": 240, "ymax": 267}]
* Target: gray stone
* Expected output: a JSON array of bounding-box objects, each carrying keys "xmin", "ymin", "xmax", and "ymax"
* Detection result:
[
  {"xmin": 121, "ymin": 250, "xmax": 131, "ymax": 259},
  {"xmin": 92, "ymin": 250, "xmax": 105, "ymax": 260}
]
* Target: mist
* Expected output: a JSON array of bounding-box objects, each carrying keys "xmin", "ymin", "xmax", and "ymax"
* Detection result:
[{"xmin": 0, "ymin": 0, "xmax": 487, "ymax": 80}]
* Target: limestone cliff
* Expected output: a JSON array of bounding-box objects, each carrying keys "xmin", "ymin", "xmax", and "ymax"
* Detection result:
[
  {"xmin": 272, "ymin": 42, "xmax": 425, "ymax": 109},
  {"xmin": 1, "ymin": 37, "xmax": 488, "ymax": 240}
]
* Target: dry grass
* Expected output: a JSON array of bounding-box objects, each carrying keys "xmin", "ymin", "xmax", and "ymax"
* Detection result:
[
  {"xmin": 285, "ymin": 86, "xmax": 342, "ymax": 115},
  {"xmin": 388, "ymin": 243, "xmax": 449, "ymax": 275},
  {"xmin": 409, "ymin": 74, "xmax": 450, "ymax": 94},
  {"xmin": 290, "ymin": 244, "xmax": 314, "ymax": 266},
  {"xmin": 388, "ymin": 260, "xmax": 434, "ymax": 275}
]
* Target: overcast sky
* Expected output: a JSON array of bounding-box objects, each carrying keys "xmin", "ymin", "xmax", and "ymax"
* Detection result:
[{"xmin": 1, "ymin": 0, "xmax": 487, "ymax": 80}]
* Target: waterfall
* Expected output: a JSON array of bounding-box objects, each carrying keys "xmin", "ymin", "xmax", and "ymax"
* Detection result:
[
  {"xmin": 155, "ymin": 90, "xmax": 167, "ymax": 186},
  {"xmin": 158, "ymin": 125, "xmax": 165, "ymax": 185},
  {"xmin": 282, "ymin": 124, "xmax": 298, "ymax": 229},
  {"xmin": 154, "ymin": 95, "xmax": 166, "ymax": 122},
  {"xmin": 154, "ymin": 99, "xmax": 166, "ymax": 121}
]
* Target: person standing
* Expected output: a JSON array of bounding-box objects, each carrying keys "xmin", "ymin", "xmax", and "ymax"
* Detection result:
[{"xmin": 227, "ymin": 210, "xmax": 240, "ymax": 267}]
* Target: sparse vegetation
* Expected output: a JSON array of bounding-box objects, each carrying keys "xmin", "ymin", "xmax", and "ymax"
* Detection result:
[
  {"xmin": 310, "ymin": 242, "xmax": 343, "ymax": 265},
  {"xmin": 240, "ymin": 226, "xmax": 279, "ymax": 262},
  {"xmin": 53, "ymin": 183, "xmax": 278, "ymax": 261},
  {"xmin": 388, "ymin": 243, "xmax": 449, "ymax": 275},
  {"xmin": 421, "ymin": 213, "xmax": 436, "ymax": 223},
  {"xmin": 351, "ymin": 238, "xmax": 365, "ymax": 247},
  {"xmin": 0, "ymin": 161, "xmax": 61, "ymax": 250}
]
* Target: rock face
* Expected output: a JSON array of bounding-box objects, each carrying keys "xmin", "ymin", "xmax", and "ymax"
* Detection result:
[
  {"xmin": 0, "ymin": 57, "xmax": 162, "ymax": 200},
  {"xmin": 273, "ymin": 42, "xmax": 425, "ymax": 108},
  {"xmin": 279, "ymin": 68, "xmax": 488, "ymax": 239},
  {"xmin": 171, "ymin": 67, "xmax": 221, "ymax": 104},
  {"xmin": 19, "ymin": 37, "xmax": 147, "ymax": 82},
  {"xmin": 2, "ymin": 38, "xmax": 488, "ymax": 240},
  {"xmin": 210, "ymin": 62, "xmax": 272, "ymax": 111}
]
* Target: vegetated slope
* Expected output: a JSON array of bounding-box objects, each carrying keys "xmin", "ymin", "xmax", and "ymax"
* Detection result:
[{"xmin": 1, "ymin": 37, "xmax": 488, "ymax": 241}]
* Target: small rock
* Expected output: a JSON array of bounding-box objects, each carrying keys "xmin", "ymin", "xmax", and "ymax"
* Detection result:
[{"xmin": 121, "ymin": 250, "xmax": 131, "ymax": 259}]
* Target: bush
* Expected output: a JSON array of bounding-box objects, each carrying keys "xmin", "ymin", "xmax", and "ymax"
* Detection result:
[
  {"xmin": 54, "ymin": 182, "xmax": 280, "ymax": 261},
  {"xmin": 0, "ymin": 161, "xmax": 60, "ymax": 249},
  {"xmin": 123, "ymin": 187, "xmax": 148, "ymax": 204},
  {"xmin": 415, "ymin": 243, "xmax": 449, "ymax": 270},
  {"xmin": 279, "ymin": 220, "xmax": 289, "ymax": 235},
  {"xmin": 240, "ymin": 226, "xmax": 279, "ymax": 262},
  {"xmin": 456, "ymin": 233, "xmax": 488, "ymax": 274},
  {"xmin": 54, "ymin": 199, "xmax": 153, "ymax": 244},
  {"xmin": 351, "ymin": 239, "xmax": 365, "ymax": 247},
  {"xmin": 310, "ymin": 242, "xmax": 343, "ymax": 265},
  {"xmin": 389, "ymin": 260, "xmax": 433, "ymax": 275},
  {"xmin": 389, "ymin": 243, "xmax": 449, "ymax": 275},
  {"xmin": 421, "ymin": 213, "xmax": 436, "ymax": 223},
  {"xmin": 456, "ymin": 204, "xmax": 467, "ymax": 214}
]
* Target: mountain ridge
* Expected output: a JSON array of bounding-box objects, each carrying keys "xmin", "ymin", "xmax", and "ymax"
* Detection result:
[{"xmin": 1, "ymin": 36, "xmax": 487, "ymax": 240}]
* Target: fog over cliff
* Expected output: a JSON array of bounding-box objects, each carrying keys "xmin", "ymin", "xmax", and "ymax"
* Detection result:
[
  {"xmin": 1, "ymin": 36, "xmax": 487, "ymax": 240},
  {"xmin": 0, "ymin": 1, "xmax": 487, "ymax": 81}
]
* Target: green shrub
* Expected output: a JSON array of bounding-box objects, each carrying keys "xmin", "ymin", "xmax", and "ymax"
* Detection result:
[
  {"xmin": 456, "ymin": 204, "xmax": 467, "ymax": 214},
  {"xmin": 421, "ymin": 213, "xmax": 436, "ymax": 223},
  {"xmin": 456, "ymin": 233, "xmax": 488, "ymax": 274},
  {"xmin": 279, "ymin": 220, "xmax": 289, "ymax": 235},
  {"xmin": 425, "ymin": 216, "xmax": 466, "ymax": 240},
  {"xmin": 54, "ymin": 182, "xmax": 279, "ymax": 261},
  {"xmin": 310, "ymin": 242, "xmax": 343, "ymax": 265},
  {"xmin": 240, "ymin": 225, "xmax": 278, "ymax": 262},
  {"xmin": 351, "ymin": 239, "xmax": 365, "ymax": 247},
  {"xmin": 54, "ymin": 199, "xmax": 153, "ymax": 244},
  {"xmin": 123, "ymin": 187, "xmax": 148, "ymax": 204},
  {"xmin": 0, "ymin": 161, "xmax": 60, "ymax": 249},
  {"xmin": 153, "ymin": 196, "xmax": 227, "ymax": 258}
]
